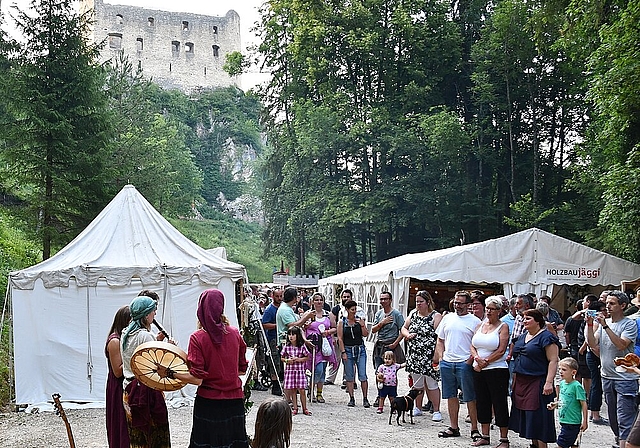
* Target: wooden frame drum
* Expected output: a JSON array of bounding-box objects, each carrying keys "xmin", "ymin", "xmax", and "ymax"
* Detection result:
[{"xmin": 130, "ymin": 341, "xmax": 189, "ymax": 391}]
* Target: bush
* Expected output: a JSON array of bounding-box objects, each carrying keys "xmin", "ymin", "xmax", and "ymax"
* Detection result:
[{"xmin": 0, "ymin": 208, "xmax": 41, "ymax": 409}]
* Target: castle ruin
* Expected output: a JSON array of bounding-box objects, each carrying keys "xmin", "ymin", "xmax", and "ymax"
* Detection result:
[{"xmin": 81, "ymin": 0, "xmax": 241, "ymax": 92}]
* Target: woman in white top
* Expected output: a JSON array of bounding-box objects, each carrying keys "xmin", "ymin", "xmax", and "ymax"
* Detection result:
[{"xmin": 470, "ymin": 295, "xmax": 510, "ymax": 448}]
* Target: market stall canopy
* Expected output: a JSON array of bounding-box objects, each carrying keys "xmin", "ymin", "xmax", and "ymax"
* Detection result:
[{"xmin": 319, "ymin": 228, "xmax": 640, "ymax": 314}]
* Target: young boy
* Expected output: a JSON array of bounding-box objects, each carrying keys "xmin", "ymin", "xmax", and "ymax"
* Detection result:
[{"xmin": 548, "ymin": 357, "xmax": 588, "ymax": 448}]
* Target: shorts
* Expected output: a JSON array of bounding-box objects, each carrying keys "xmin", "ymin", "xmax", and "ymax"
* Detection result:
[
  {"xmin": 440, "ymin": 360, "xmax": 476, "ymax": 402},
  {"xmin": 411, "ymin": 373, "xmax": 439, "ymax": 391},
  {"xmin": 557, "ymin": 423, "xmax": 581, "ymax": 448},
  {"xmin": 378, "ymin": 384, "xmax": 398, "ymax": 398}
]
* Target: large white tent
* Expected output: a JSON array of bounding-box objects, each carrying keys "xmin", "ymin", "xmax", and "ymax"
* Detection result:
[
  {"xmin": 9, "ymin": 185, "xmax": 247, "ymax": 405},
  {"xmin": 319, "ymin": 228, "xmax": 640, "ymax": 317}
]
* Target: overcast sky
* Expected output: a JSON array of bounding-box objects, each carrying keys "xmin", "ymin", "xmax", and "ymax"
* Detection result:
[{"xmin": 1, "ymin": 0, "xmax": 268, "ymax": 90}]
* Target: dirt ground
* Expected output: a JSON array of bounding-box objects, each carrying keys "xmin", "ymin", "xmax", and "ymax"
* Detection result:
[{"xmin": 1, "ymin": 363, "xmax": 617, "ymax": 448}]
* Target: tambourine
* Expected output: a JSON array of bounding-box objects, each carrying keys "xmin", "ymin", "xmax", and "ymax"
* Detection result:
[{"xmin": 130, "ymin": 341, "xmax": 189, "ymax": 391}]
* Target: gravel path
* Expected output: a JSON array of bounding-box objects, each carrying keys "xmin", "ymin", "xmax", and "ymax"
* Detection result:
[{"xmin": 1, "ymin": 366, "xmax": 617, "ymax": 448}]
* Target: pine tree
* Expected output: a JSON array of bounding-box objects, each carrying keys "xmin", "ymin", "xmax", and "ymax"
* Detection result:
[{"xmin": 0, "ymin": 0, "xmax": 112, "ymax": 259}]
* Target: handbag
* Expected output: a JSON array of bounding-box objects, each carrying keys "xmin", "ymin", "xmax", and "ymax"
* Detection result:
[{"xmin": 318, "ymin": 324, "xmax": 333, "ymax": 356}]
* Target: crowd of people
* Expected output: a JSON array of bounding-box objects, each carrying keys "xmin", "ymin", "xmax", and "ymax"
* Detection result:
[{"xmin": 103, "ymin": 284, "xmax": 640, "ymax": 448}]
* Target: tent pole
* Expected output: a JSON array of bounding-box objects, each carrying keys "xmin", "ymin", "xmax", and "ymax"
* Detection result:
[
  {"xmin": 86, "ymin": 284, "xmax": 93, "ymax": 393},
  {"xmin": 1, "ymin": 281, "xmax": 15, "ymax": 403}
]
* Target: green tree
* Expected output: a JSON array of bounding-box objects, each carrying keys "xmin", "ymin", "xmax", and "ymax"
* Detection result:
[
  {"xmin": 257, "ymin": 0, "xmax": 465, "ymax": 274},
  {"xmin": 103, "ymin": 55, "xmax": 202, "ymax": 216},
  {"xmin": 0, "ymin": 0, "xmax": 112, "ymax": 259}
]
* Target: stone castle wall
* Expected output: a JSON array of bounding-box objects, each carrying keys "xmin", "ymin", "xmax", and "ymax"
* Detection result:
[{"xmin": 83, "ymin": 0, "xmax": 241, "ymax": 92}]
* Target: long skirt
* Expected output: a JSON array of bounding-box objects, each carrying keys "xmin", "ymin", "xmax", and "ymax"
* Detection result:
[
  {"xmin": 509, "ymin": 374, "xmax": 557, "ymax": 443},
  {"xmin": 190, "ymin": 396, "xmax": 249, "ymax": 448},
  {"xmin": 123, "ymin": 381, "xmax": 170, "ymax": 448}
]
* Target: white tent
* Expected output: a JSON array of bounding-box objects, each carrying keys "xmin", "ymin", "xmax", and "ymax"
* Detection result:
[
  {"xmin": 319, "ymin": 228, "xmax": 640, "ymax": 317},
  {"xmin": 9, "ymin": 185, "xmax": 247, "ymax": 405}
]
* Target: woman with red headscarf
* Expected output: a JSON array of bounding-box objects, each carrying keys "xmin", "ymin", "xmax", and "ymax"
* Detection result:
[{"xmin": 169, "ymin": 289, "xmax": 249, "ymax": 448}]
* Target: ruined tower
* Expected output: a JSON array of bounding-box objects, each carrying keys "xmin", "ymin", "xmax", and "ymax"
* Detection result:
[{"xmin": 81, "ymin": 0, "xmax": 241, "ymax": 92}]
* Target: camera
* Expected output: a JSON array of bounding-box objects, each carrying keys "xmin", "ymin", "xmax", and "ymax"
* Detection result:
[{"xmin": 585, "ymin": 310, "xmax": 597, "ymax": 318}]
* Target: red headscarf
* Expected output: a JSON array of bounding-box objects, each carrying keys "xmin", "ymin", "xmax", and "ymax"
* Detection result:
[{"xmin": 197, "ymin": 289, "xmax": 226, "ymax": 344}]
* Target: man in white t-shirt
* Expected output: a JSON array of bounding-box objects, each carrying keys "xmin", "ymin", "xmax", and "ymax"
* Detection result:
[{"xmin": 435, "ymin": 290, "xmax": 481, "ymax": 440}]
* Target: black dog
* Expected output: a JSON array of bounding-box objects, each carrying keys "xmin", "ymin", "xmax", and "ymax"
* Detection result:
[{"xmin": 389, "ymin": 389, "xmax": 421, "ymax": 426}]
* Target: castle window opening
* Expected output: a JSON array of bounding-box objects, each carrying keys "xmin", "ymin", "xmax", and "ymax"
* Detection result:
[
  {"xmin": 108, "ymin": 33, "xmax": 122, "ymax": 50},
  {"xmin": 136, "ymin": 38, "xmax": 143, "ymax": 51},
  {"xmin": 172, "ymin": 41, "xmax": 180, "ymax": 55},
  {"xmin": 212, "ymin": 25, "xmax": 218, "ymax": 34},
  {"xmin": 148, "ymin": 17, "xmax": 155, "ymax": 26},
  {"xmin": 185, "ymin": 42, "xmax": 194, "ymax": 53},
  {"xmin": 169, "ymin": 63, "xmax": 172, "ymax": 72},
  {"xmin": 212, "ymin": 45, "xmax": 219, "ymax": 57},
  {"xmin": 204, "ymin": 66, "xmax": 207, "ymax": 76},
  {"xmin": 182, "ymin": 21, "xmax": 189, "ymax": 31},
  {"xmin": 115, "ymin": 14, "xmax": 123, "ymax": 24},
  {"xmin": 138, "ymin": 60, "xmax": 142, "ymax": 70}
]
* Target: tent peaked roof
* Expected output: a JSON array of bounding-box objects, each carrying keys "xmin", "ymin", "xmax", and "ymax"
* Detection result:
[
  {"xmin": 10, "ymin": 184, "xmax": 246, "ymax": 289},
  {"xmin": 320, "ymin": 228, "xmax": 640, "ymax": 287}
]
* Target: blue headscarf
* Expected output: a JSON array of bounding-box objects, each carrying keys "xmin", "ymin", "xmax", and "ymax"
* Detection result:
[{"xmin": 121, "ymin": 296, "xmax": 157, "ymax": 349}]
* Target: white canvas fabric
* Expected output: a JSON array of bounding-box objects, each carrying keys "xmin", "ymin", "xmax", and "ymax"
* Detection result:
[
  {"xmin": 319, "ymin": 228, "xmax": 640, "ymax": 317},
  {"xmin": 10, "ymin": 185, "xmax": 247, "ymax": 405}
]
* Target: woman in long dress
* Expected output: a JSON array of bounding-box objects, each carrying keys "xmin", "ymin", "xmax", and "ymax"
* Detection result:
[
  {"xmin": 120, "ymin": 296, "xmax": 170, "ymax": 448},
  {"xmin": 105, "ymin": 305, "xmax": 131, "ymax": 448},
  {"xmin": 171, "ymin": 289, "xmax": 249, "ymax": 448},
  {"xmin": 509, "ymin": 308, "xmax": 560, "ymax": 448}
]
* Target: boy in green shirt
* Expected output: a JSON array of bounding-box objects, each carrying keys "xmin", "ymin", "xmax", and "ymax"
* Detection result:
[{"xmin": 548, "ymin": 357, "xmax": 588, "ymax": 448}]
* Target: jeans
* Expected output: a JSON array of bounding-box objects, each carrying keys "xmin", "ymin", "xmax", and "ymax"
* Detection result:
[
  {"xmin": 602, "ymin": 378, "xmax": 639, "ymax": 441},
  {"xmin": 586, "ymin": 351, "xmax": 602, "ymax": 411},
  {"xmin": 344, "ymin": 345, "xmax": 368, "ymax": 382}
]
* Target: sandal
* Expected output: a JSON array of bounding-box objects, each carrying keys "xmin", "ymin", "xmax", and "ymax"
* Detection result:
[
  {"xmin": 497, "ymin": 438, "xmax": 510, "ymax": 448},
  {"xmin": 376, "ymin": 407, "xmax": 384, "ymax": 414},
  {"xmin": 471, "ymin": 430, "xmax": 483, "ymax": 441},
  {"xmin": 292, "ymin": 409, "xmax": 298, "ymax": 415},
  {"xmin": 472, "ymin": 436, "xmax": 490, "ymax": 446},
  {"xmin": 303, "ymin": 409, "xmax": 312, "ymax": 416},
  {"xmin": 438, "ymin": 427, "xmax": 461, "ymax": 438}
]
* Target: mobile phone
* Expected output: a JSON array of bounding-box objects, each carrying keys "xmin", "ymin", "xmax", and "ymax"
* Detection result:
[{"xmin": 586, "ymin": 310, "xmax": 597, "ymax": 318}]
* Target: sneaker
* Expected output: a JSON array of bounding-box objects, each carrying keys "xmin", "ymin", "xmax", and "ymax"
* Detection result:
[
  {"xmin": 413, "ymin": 407, "xmax": 423, "ymax": 416},
  {"xmin": 347, "ymin": 396, "xmax": 355, "ymax": 407},
  {"xmin": 432, "ymin": 411, "xmax": 443, "ymax": 422},
  {"xmin": 376, "ymin": 407, "xmax": 384, "ymax": 414},
  {"xmin": 363, "ymin": 398, "xmax": 371, "ymax": 408},
  {"xmin": 271, "ymin": 384, "xmax": 282, "ymax": 396},
  {"xmin": 592, "ymin": 417, "xmax": 609, "ymax": 425},
  {"xmin": 341, "ymin": 381, "xmax": 347, "ymax": 390},
  {"xmin": 252, "ymin": 382, "xmax": 269, "ymax": 391},
  {"xmin": 422, "ymin": 400, "xmax": 433, "ymax": 412},
  {"xmin": 324, "ymin": 380, "xmax": 334, "ymax": 385},
  {"xmin": 373, "ymin": 397, "xmax": 380, "ymax": 407}
]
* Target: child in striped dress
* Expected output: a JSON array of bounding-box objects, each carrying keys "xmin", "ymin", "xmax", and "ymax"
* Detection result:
[{"xmin": 281, "ymin": 326, "xmax": 311, "ymax": 415}]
